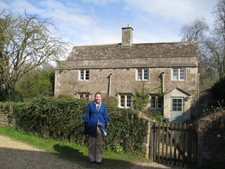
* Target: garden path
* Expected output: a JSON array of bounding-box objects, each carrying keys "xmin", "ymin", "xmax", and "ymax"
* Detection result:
[{"xmin": 0, "ymin": 135, "xmax": 183, "ymax": 169}]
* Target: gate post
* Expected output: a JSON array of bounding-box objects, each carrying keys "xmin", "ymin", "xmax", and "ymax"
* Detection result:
[
  {"xmin": 149, "ymin": 121, "xmax": 156, "ymax": 161},
  {"xmin": 144, "ymin": 120, "xmax": 151, "ymax": 158}
]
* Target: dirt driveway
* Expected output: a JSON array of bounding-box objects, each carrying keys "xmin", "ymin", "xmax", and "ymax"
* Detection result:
[{"xmin": 0, "ymin": 135, "xmax": 182, "ymax": 169}]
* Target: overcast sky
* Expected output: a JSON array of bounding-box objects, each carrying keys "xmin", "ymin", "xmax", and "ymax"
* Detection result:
[{"xmin": 0, "ymin": 0, "xmax": 218, "ymax": 52}]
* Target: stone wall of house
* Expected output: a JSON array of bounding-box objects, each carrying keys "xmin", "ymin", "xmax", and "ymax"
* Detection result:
[
  {"xmin": 55, "ymin": 66, "xmax": 198, "ymax": 121},
  {"xmin": 197, "ymin": 110, "xmax": 225, "ymax": 168},
  {"xmin": 55, "ymin": 67, "xmax": 198, "ymax": 101}
]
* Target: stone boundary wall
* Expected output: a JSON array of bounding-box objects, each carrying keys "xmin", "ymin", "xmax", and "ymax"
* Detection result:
[
  {"xmin": 0, "ymin": 103, "xmax": 15, "ymax": 127},
  {"xmin": 196, "ymin": 109, "xmax": 225, "ymax": 168}
]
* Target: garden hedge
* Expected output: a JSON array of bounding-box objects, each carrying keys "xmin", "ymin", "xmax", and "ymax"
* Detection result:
[{"xmin": 0, "ymin": 97, "xmax": 148, "ymax": 153}]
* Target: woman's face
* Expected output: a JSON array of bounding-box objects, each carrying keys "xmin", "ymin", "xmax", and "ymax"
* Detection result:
[{"xmin": 95, "ymin": 94, "xmax": 102, "ymax": 103}]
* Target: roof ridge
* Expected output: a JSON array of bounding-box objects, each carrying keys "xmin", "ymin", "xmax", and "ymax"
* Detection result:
[
  {"xmin": 72, "ymin": 41, "xmax": 198, "ymax": 48},
  {"xmin": 72, "ymin": 43, "xmax": 121, "ymax": 47}
]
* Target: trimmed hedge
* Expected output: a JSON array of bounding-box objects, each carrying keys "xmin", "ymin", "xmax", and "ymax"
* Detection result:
[
  {"xmin": 13, "ymin": 98, "xmax": 87, "ymax": 144},
  {"xmin": 0, "ymin": 97, "xmax": 148, "ymax": 153}
]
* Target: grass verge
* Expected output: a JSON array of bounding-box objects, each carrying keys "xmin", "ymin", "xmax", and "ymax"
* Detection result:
[{"xmin": 0, "ymin": 126, "xmax": 148, "ymax": 169}]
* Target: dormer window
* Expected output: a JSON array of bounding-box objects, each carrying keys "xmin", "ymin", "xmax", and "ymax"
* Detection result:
[{"xmin": 79, "ymin": 69, "xmax": 89, "ymax": 80}]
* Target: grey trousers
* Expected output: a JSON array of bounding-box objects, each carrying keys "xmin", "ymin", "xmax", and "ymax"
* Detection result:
[{"xmin": 88, "ymin": 127, "xmax": 103, "ymax": 163}]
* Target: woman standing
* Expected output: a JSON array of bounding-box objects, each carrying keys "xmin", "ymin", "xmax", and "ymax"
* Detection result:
[{"xmin": 82, "ymin": 92, "xmax": 110, "ymax": 164}]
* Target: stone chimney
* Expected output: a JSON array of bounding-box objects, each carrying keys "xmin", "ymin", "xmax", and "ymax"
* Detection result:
[{"xmin": 122, "ymin": 24, "xmax": 133, "ymax": 47}]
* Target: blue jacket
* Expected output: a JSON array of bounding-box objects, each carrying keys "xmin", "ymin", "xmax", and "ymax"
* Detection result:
[{"xmin": 82, "ymin": 101, "xmax": 110, "ymax": 137}]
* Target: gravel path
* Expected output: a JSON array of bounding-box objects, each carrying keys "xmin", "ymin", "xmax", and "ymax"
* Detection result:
[
  {"xmin": 0, "ymin": 135, "xmax": 86, "ymax": 169},
  {"xmin": 0, "ymin": 135, "xmax": 182, "ymax": 169}
]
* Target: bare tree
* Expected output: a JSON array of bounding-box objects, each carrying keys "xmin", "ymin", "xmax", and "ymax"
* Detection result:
[
  {"xmin": 180, "ymin": 0, "xmax": 225, "ymax": 89},
  {"xmin": 180, "ymin": 18, "xmax": 209, "ymax": 41},
  {"xmin": 206, "ymin": 0, "xmax": 225, "ymax": 80},
  {"xmin": 0, "ymin": 10, "xmax": 67, "ymax": 101},
  {"xmin": 179, "ymin": 18, "xmax": 214, "ymax": 90}
]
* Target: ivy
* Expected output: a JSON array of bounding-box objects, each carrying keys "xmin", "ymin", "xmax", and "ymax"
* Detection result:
[{"xmin": 132, "ymin": 88, "xmax": 149, "ymax": 112}]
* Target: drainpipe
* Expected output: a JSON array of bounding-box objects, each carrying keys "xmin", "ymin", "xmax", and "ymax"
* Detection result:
[
  {"xmin": 160, "ymin": 72, "xmax": 165, "ymax": 116},
  {"xmin": 161, "ymin": 72, "xmax": 165, "ymax": 93},
  {"xmin": 197, "ymin": 73, "xmax": 200, "ymax": 118},
  {"xmin": 107, "ymin": 73, "xmax": 112, "ymax": 96}
]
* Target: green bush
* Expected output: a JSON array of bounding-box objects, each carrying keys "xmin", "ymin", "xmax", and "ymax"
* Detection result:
[
  {"xmin": 150, "ymin": 111, "xmax": 164, "ymax": 122},
  {"xmin": 13, "ymin": 98, "xmax": 88, "ymax": 144},
  {"xmin": 15, "ymin": 69, "xmax": 54, "ymax": 101},
  {"xmin": 1, "ymin": 98, "xmax": 148, "ymax": 153},
  {"xmin": 106, "ymin": 107, "xmax": 148, "ymax": 153},
  {"xmin": 132, "ymin": 88, "xmax": 149, "ymax": 112},
  {"xmin": 102, "ymin": 96, "xmax": 118, "ymax": 109},
  {"xmin": 57, "ymin": 94, "xmax": 74, "ymax": 99}
]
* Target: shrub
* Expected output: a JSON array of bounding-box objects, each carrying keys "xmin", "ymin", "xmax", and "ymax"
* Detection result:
[
  {"xmin": 2, "ymin": 97, "xmax": 148, "ymax": 153},
  {"xmin": 57, "ymin": 94, "xmax": 74, "ymax": 99},
  {"xmin": 15, "ymin": 69, "xmax": 55, "ymax": 101},
  {"xmin": 13, "ymin": 98, "xmax": 88, "ymax": 144},
  {"xmin": 132, "ymin": 88, "xmax": 149, "ymax": 112},
  {"xmin": 102, "ymin": 96, "xmax": 118, "ymax": 109},
  {"xmin": 150, "ymin": 111, "xmax": 164, "ymax": 122},
  {"xmin": 106, "ymin": 107, "xmax": 148, "ymax": 153}
]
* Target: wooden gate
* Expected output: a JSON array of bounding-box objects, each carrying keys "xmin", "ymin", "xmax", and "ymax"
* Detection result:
[{"xmin": 149, "ymin": 121, "xmax": 197, "ymax": 167}]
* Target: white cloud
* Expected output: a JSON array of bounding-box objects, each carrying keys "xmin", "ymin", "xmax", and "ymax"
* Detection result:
[
  {"xmin": 0, "ymin": 0, "xmax": 218, "ymax": 49},
  {"xmin": 0, "ymin": 0, "xmax": 100, "ymax": 42},
  {"xmin": 135, "ymin": 29, "xmax": 180, "ymax": 43},
  {"xmin": 123, "ymin": 0, "xmax": 216, "ymax": 24}
]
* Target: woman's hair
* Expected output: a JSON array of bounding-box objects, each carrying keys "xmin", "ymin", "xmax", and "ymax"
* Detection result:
[{"xmin": 94, "ymin": 92, "xmax": 102, "ymax": 97}]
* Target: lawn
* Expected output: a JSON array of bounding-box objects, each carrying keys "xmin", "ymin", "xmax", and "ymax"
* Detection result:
[{"xmin": 0, "ymin": 126, "xmax": 149, "ymax": 169}]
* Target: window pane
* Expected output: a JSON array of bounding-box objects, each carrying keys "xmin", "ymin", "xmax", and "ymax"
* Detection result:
[
  {"xmin": 144, "ymin": 68, "xmax": 149, "ymax": 80},
  {"xmin": 137, "ymin": 69, "xmax": 142, "ymax": 80},
  {"xmin": 85, "ymin": 70, "xmax": 89, "ymax": 80},
  {"xmin": 172, "ymin": 69, "xmax": 178, "ymax": 80},
  {"xmin": 177, "ymin": 99, "xmax": 182, "ymax": 111},
  {"xmin": 172, "ymin": 98, "xmax": 183, "ymax": 111},
  {"xmin": 179, "ymin": 69, "xmax": 185, "ymax": 80},
  {"xmin": 80, "ymin": 70, "xmax": 84, "ymax": 80},
  {"xmin": 157, "ymin": 97, "xmax": 162, "ymax": 108},
  {"xmin": 120, "ymin": 95, "xmax": 125, "ymax": 107},
  {"xmin": 172, "ymin": 99, "xmax": 177, "ymax": 111},
  {"xmin": 151, "ymin": 96, "xmax": 156, "ymax": 108},
  {"xmin": 127, "ymin": 95, "xmax": 131, "ymax": 107}
]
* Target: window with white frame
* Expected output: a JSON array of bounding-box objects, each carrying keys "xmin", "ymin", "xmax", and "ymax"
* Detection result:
[
  {"xmin": 150, "ymin": 95, "xmax": 162, "ymax": 109},
  {"xmin": 119, "ymin": 94, "xmax": 132, "ymax": 108},
  {"xmin": 172, "ymin": 68, "xmax": 185, "ymax": 81},
  {"xmin": 136, "ymin": 68, "xmax": 149, "ymax": 80},
  {"xmin": 79, "ymin": 69, "xmax": 89, "ymax": 80}
]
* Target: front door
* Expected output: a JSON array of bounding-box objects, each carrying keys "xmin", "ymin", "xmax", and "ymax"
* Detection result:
[{"xmin": 170, "ymin": 97, "xmax": 184, "ymax": 122}]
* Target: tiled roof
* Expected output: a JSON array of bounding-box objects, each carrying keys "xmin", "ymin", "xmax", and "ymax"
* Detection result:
[{"xmin": 58, "ymin": 41, "xmax": 199, "ymax": 69}]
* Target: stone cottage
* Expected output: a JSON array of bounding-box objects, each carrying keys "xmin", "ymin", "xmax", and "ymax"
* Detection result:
[{"xmin": 54, "ymin": 25, "xmax": 199, "ymax": 122}]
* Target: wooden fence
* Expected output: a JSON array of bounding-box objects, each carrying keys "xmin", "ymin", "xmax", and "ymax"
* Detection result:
[{"xmin": 149, "ymin": 121, "xmax": 197, "ymax": 167}]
